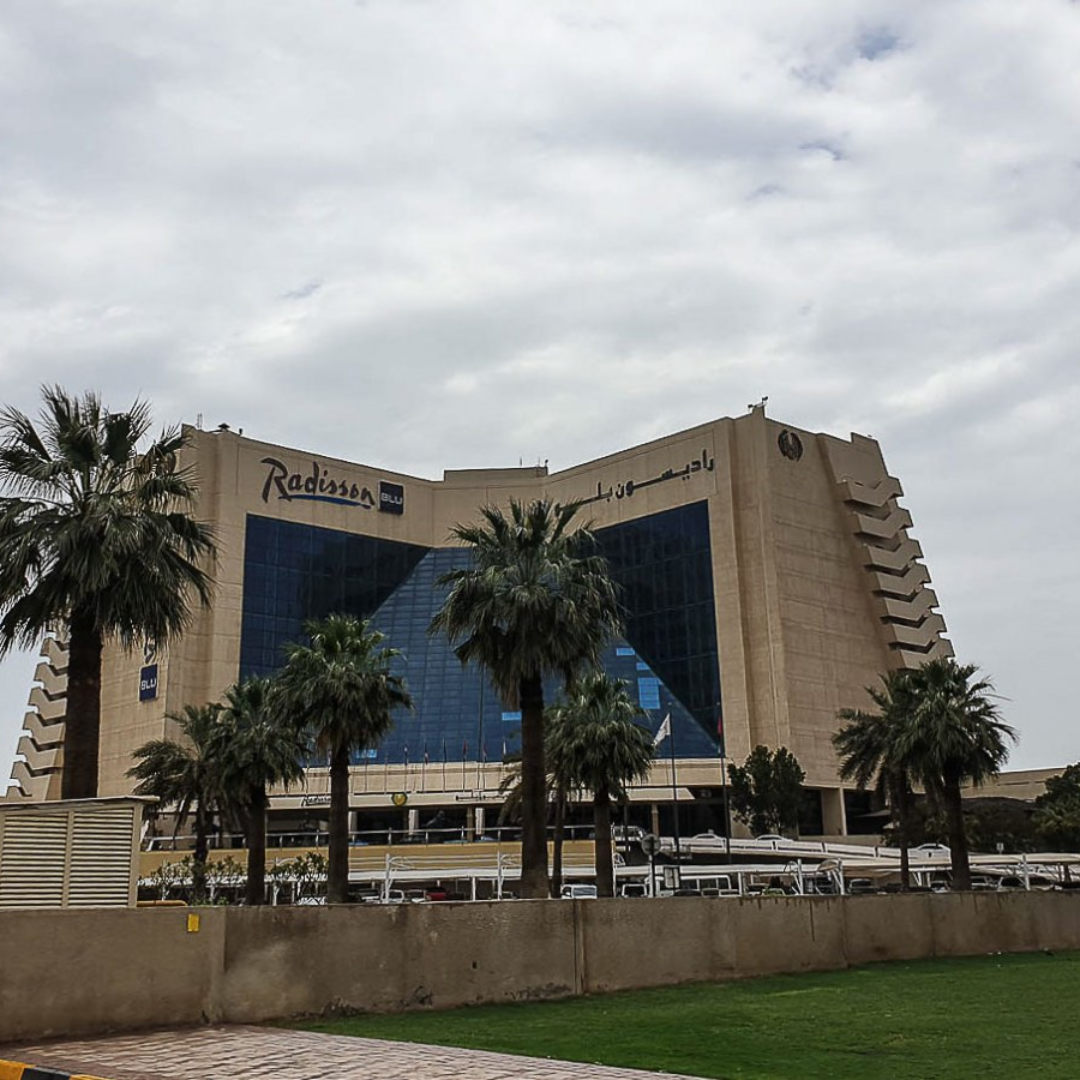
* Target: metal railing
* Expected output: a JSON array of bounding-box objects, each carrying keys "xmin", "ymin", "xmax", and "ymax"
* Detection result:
[{"xmin": 144, "ymin": 822, "xmax": 610, "ymax": 852}]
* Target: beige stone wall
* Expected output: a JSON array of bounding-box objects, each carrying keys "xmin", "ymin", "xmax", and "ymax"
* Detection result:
[
  {"xmin": 2, "ymin": 894, "xmax": 1078, "ymax": 1043},
  {"xmin": 963, "ymin": 768, "xmax": 1062, "ymax": 802},
  {"xmin": 89, "ymin": 410, "xmax": 950, "ymax": 809}
]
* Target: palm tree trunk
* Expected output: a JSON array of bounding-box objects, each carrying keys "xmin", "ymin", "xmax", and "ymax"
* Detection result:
[
  {"xmin": 518, "ymin": 673, "xmax": 549, "ymax": 899},
  {"xmin": 550, "ymin": 785, "xmax": 566, "ymax": 898},
  {"xmin": 328, "ymin": 745, "xmax": 351, "ymax": 904},
  {"xmin": 245, "ymin": 791, "xmax": 268, "ymax": 906},
  {"xmin": 61, "ymin": 612, "xmax": 102, "ymax": 800},
  {"xmin": 192, "ymin": 803, "xmax": 210, "ymax": 905},
  {"xmin": 896, "ymin": 783, "xmax": 912, "ymax": 893},
  {"xmin": 943, "ymin": 777, "xmax": 972, "ymax": 891},
  {"xmin": 594, "ymin": 792, "xmax": 614, "ymax": 898}
]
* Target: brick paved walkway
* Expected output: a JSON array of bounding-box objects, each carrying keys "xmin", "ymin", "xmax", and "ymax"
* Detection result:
[{"xmin": 7, "ymin": 1026, "xmax": 705, "ymax": 1079}]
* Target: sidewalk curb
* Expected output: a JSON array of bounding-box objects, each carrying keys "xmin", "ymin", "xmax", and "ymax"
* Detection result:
[{"xmin": 0, "ymin": 1060, "xmax": 111, "ymax": 1080}]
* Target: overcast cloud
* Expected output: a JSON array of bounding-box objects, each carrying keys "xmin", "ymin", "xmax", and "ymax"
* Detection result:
[{"xmin": 2, "ymin": 0, "xmax": 1079, "ymax": 785}]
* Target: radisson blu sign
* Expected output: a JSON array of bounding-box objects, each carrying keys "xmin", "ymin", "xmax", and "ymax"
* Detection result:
[{"xmin": 260, "ymin": 457, "xmax": 404, "ymax": 515}]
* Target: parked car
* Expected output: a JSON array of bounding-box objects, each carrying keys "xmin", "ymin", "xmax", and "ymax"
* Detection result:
[
  {"xmin": 914, "ymin": 843, "xmax": 950, "ymax": 855},
  {"xmin": 561, "ymin": 884, "xmax": 598, "ymax": 899},
  {"xmin": 756, "ymin": 834, "xmax": 789, "ymax": 843},
  {"xmin": 847, "ymin": 878, "xmax": 878, "ymax": 895},
  {"xmin": 698, "ymin": 875, "xmax": 737, "ymax": 896}
]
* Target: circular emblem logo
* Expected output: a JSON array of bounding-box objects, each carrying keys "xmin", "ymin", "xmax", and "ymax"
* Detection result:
[
  {"xmin": 391, "ymin": 792, "xmax": 408, "ymax": 807},
  {"xmin": 778, "ymin": 430, "xmax": 804, "ymax": 461}
]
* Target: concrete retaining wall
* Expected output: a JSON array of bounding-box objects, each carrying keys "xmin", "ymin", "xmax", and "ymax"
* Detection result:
[{"xmin": 2, "ymin": 893, "xmax": 1078, "ymax": 1043}]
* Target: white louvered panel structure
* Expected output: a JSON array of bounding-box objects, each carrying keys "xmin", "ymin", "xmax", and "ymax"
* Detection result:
[
  {"xmin": 68, "ymin": 806, "xmax": 139, "ymax": 907},
  {"xmin": 0, "ymin": 798, "xmax": 148, "ymax": 908},
  {"xmin": 0, "ymin": 812, "xmax": 68, "ymax": 907}
]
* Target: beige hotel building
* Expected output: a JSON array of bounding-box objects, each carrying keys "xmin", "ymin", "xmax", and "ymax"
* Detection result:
[{"xmin": 4, "ymin": 406, "xmax": 952, "ymax": 839}]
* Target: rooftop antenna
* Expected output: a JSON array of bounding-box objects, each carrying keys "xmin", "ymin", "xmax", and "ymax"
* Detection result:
[
  {"xmin": 747, "ymin": 396, "xmax": 769, "ymax": 412},
  {"xmin": 196, "ymin": 413, "xmax": 203, "ymax": 430}
]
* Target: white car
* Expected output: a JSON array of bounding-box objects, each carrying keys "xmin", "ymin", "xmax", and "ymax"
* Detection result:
[
  {"xmin": 561, "ymin": 884, "xmax": 598, "ymax": 899},
  {"xmin": 914, "ymin": 843, "xmax": 950, "ymax": 855}
]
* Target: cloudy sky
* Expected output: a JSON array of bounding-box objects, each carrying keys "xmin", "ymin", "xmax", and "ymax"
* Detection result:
[{"xmin": 2, "ymin": 0, "xmax": 1079, "ymax": 787}]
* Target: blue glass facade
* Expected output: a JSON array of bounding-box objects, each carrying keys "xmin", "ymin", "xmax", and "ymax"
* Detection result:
[
  {"xmin": 240, "ymin": 501, "xmax": 721, "ymax": 765},
  {"xmin": 597, "ymin": 502, "xmax": 721, "ymax": 750},
  {"xmin": 240, "ymin": 516, "xmax": 427, "ymax": 676}
]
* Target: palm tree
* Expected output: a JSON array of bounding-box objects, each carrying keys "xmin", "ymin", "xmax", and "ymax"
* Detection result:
[
  {"xmin": 275, "ymin": 615, "xmax": 412, "ymax": 904},
  {"xmin": 0, "ymin": 387, "xmax": 215, "ymax": 799},
  {"xmin": 897, "ymin": 658, "xmax": 1016, "ymax": 890},
  {"xmin": 548, "ymin": 674, "xmax": 654, "ymax": 898},
  {"xmin": 834, "ymin": 671, "xmax": 919, "ymax": 890},
  {"xmin": 216, "ymin": 676, "xmax": 306, "ymax": 906},
  {"xmin": 429, "ymin": 499, "xmax": 622, "ymax": 898},
  {"xmin": 127, "ymin": 703, "xmax": 224, "ymax": 904}
]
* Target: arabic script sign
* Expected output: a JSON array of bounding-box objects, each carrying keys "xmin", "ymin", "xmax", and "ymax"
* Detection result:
[{"xmin": 567, "ymin": 447, "xmax": 716, "ymax": 508}]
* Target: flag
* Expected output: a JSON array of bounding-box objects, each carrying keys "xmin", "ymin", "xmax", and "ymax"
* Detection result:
[
  {"xmin": 403, "ymin": 744, "xmax": 409, "ymax": 767},
  {"xmin": 717, "ymin": 712, "xmax": 725, "ymax": 755},
  {"xmin": 502, "ymin": 739, "xmax": 508, "ymax": 761},
  {"xmin": 462, "ymin": 738, "xmax": 469, "ymax": 761},
  {"xmin": 653, "ymin": 714, "xmax": 672, "ymax": 748},
  {"xmin": 441, "ymin": 737, "xmax": 448, "ymax": 763},
  {"xmin": 482, "ymin": 742, "xmax": 488, "ymax": 763},
  {"xmin": 423, "ymin": 742, "xmax": 429, "ymax": 766}
]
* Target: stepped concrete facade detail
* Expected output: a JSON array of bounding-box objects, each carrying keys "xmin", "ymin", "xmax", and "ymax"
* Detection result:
[{"xmin": 4, "ymin": 636, "xmax": 68, "ymax": 802}]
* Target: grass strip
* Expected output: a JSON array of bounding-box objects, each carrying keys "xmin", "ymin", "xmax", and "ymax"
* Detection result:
[{"xmin": 294, "ymin": 952, "xmax": 1080, "ymax": 1078}]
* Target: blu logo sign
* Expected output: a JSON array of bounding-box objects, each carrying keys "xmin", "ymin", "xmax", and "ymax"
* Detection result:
[
  {"xmin": 139, "ymin": 664, "xmax": 159, "ymax": 702},
  {"xmin": 379, "ymin": 481, "xmax": 404, "ymax": 515}
]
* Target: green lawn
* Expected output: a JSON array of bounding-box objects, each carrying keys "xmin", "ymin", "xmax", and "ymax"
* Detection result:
[{"xmin": 295, "ymin": 952, "xmax": 1080, "ymax": 1078}]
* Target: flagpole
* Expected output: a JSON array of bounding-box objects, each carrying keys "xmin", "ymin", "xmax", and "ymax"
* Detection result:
[
  {"xmin": 477, "ymin": 670, "xmax": 485, "ymax": 792},
  {"xmin": 668, "ymin": 717, "xmax": 681, "ymax": 861},
  {"xmin": 720, "ymin": 748, "xmax": 732, "ymax": 865},
  {"xmin": 718, "ymin": 705, "xmax": 732, "ymax": 864}
]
